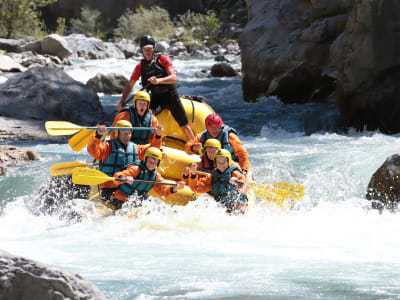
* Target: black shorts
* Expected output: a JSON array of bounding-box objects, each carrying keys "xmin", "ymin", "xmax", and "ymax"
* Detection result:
[{"xmin": 150, "ymin": 88, "xmax": 188, "ymax": 127}]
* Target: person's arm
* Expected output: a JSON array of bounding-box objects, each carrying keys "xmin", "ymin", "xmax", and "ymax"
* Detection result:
[
  {"xmin": 113, "ymin": 165, "xmax": 140, "ymax": 186},
  {"xmin": 118, "ymin": 79, "xmax": 136, "ymax": 110},
  {"xmin": 149, "ymin": 115, "xmax": 163, "ymax": 148},
  {"xmin": 153, "ymin": 173, "xmax": 184, "ymax": 197},
  {"xmin": 229, "ymin": 133, "xmax": 250, "ymax": 172},
  {"xmin": 188, "ymin": 173, "xmax": 212, "ymax": 194},
  {"xmin": 87, "ymin": 126, "xmax": 111, "ymax": 161},
  {"xmin": 184, "ymin": 133, "xmax": 202, "ymax": 154},
  {"xmin": 118, "ymin": 63, "xmax": 141, "ymax": 110},
  {"xmin": 230, "ymin": 169, "xmax": 249, "ymax": 194}
]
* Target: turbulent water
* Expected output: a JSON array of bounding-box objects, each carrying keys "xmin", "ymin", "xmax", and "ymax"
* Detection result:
[{"xmin": 1, "ymin": 56, "xmax": 400, "ymax": 300}]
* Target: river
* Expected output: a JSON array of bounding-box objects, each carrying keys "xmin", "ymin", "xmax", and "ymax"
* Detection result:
[{"xmin": 1, "ymin": 56, "xmax": 400, "ymax": 299}]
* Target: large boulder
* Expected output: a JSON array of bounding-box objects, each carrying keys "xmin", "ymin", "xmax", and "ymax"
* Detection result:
[
  {"xmin": 366, "ymin": 154, "xmax": 400, "ymax": 210},
  {"xmin": 0, "ymin": 55, "xmax": 26, "ymax": 72},
  {"xmin": 86, "ymin": 73, "xmax": 128, "ymax": 94},
  {"xmin": 0, "ymin": 145, "xmax": 40, "ymax": 167},
  {"xmin": 336, "ymin": 0, "xmax": 400, "ymax": 133},
  {"xmin": 64, "ymin": 34, "xmax": 125, "ymax": 59},
  {"xmin": 0, "ymin": 66, "xmax": 103, "ymax": 124},
  {"xmin": 240, "ymin": 0, "xmax": 353, "ymax": 102},
  {"xmin": 0, "ymin": 250, "xmax": 105, "ymax": 300}
]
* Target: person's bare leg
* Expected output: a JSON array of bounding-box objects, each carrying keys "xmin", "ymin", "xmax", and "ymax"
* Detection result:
[{"xmin": 180, "ymin": 124, "xmax": 195, "ymax": 141}]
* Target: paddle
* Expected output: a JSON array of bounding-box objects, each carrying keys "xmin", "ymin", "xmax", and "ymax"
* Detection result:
[
  {"xmin": 68, "ymin": 92, "xmax": 136, "ymax": 152},
  {"xmin": 72, "ymin": 167, "xmax": 177, "ymax": 187},
  {"xmin": 50, "ymin": 161, "xmax": 99, "ymax": 176},
  {"xmin": 196, "ymin": 167, "xmax": 305, "ymax": 205},
  {"xmin": 45, "ymin": 121, "xmax": 155, "ymax": 136}
]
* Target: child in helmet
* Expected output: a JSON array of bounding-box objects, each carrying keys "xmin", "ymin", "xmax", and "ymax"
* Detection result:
[
  {"xmin": 111, "ymin": 147, "xmax": 184, "ymax": 209},
  {"xmin": 185, "ymin": 113, "xmax": 252, "ymax": 179},
  {"xmin": 181, "ymin": 138, "xmax": 221, "ymax": 185},
  {"xmin": 87, "ymin": 120, "xmax": 162, "ymax": 202},
  {"xmin": 112, "ymin": 90, "xmax": 163, "ymax": 145},
  {"xmin": 187, "ymin": 149, "xmax": 248, "ymax": 213}
]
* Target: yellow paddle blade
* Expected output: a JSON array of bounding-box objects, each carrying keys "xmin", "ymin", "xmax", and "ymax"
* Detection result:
[
  {"xmin": 68, "ymin": 128, "xmax": 96, "ymax": 152},
  {"xmin": 50, "ymin": 162, "xmax": 92, "ymax": 176},
  {"xmin": 45, "ymin": 121, "xmax": 84, "ymax": 136},
  {"xmin": 249, "ymin": 182, "xmax": 305, "ymax": 206},
  {"xmin": 272, "ymin": 182, "xmax": 305, "ymax": 199},
  {"xmin": 72, "ymin": 167, "xmax": 115, "ymax": 185}
]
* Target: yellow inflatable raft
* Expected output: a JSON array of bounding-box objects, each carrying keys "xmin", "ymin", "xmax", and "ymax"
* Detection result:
[{"xmin": 91, "ymin": 96, "xmax": 255, "ymax": 208}]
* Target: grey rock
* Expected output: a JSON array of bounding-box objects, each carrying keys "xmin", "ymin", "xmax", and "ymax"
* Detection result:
[
  {"xmin": 0, "ymin": 67, "xmax": 103, "ymax": 124},
  {"xmin": 366, "ymin": 154, "xmax": 400, "ymax": 210},
  {"xmin": 0, "ymin": 251, "xmax": 105, "ymax": 300},
  {"xmin": 210, "ymin": 62, "xmax": 238, "ymax": 77},
  {"xmin": 0, "ymin": 55, "xmax": 26, "ymax": 72},
  {"xmin": 87, "ymin": 73, "xmax": 129, "ymax": 94},
  {"xmin": 0, "ymin": 145, "xmax": 40, "ymax": 167}
]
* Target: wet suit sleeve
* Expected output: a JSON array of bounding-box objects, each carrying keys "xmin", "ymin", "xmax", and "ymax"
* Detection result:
[
  {"xmin": 188, "ymin": 173, "xmax": 212, "ymax": 194},
  {"xmin": 113, "ymin": 165, "xmax": 141, "ymax": 201},
  {"xmin": 110, "ymin": 111, "xmax": 131, "ymax": 140},
  {"xmin": 158, "ymin": 55, "xmax": 174, "ymax": 71},
  {"xmin": 87, "ymin": 136, "xmax": 111, "ymax": 162},
  {"xmin": 149, "ymin": 114, "xmax": 162, "ymax": 148},
  {"xmin": 185, "ymin": 133, "xmax": 203, "ymax": 155},
  {"xmin": 229, "ymin": 132, "xmax": 250, "ymax": 172},
  {"xmin": 153, "ymin": 173, "xmax": 174, "ymax": 198},
  {"xmin": 130, "ymin": 62, "xmax": 142, "ymax": 81}
]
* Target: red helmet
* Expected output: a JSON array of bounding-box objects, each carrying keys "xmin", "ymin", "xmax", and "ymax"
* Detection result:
[{"xmin": 205, "ymin": 113, "xmax": 223, "ymax": 127}]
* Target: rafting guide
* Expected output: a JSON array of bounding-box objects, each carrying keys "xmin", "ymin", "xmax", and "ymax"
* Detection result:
[{"xmin": 118, "ymin": 35, "xmax": 195, "ymax": 142}]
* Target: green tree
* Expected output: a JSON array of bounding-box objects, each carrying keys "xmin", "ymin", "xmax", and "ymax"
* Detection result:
[
  {"xmin": 70, "ymin": 6, "xmax": 107, "ymax": 39},
  {"xmin": 0, "ymin": 0, "xmax": 56, "ymax": 39},
  {"xmin": 115, "ymin": 6, "xmax": 174, "ymax": 40}
]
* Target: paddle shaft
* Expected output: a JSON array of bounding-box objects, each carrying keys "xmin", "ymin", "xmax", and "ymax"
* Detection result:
[
  {"xmin": 50, "ymin": 127, "xmax": 155, "ymax": 131},
  {"xmin": 115, "ymin": 177, "xmax": 177, "ymax": 186}
]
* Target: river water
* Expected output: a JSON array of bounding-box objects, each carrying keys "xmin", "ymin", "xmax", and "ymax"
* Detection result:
[{"xmin": 1, "ymin": 56, "xmax": 400, "ymax": 299}]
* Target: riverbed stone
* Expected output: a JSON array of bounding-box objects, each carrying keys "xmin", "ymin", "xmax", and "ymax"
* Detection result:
[
  {"xmin": 0, "ymin": 145, "xmax": 40, "ymax": 167},
  {"xmin": 366, "ymin": 154, "xmax": 400, "ymax": 210},
  {"xmin": 0, "ymin": 66, "xmax": 103, "ymax": 125},
  {"xmin": 0, "ymin": 250, "xmax": 106, "ymax": 300},
  {"xmin": 87, "ymin": 73, "xmax": 128, "ymax": 94}
]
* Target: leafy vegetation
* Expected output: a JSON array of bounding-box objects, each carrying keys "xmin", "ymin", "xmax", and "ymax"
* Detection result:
[
  {"xmin": 115, "ymin": 6, "xmax": 174, "ymax": 40},
  {"xmin": 0, "ymin": 0, "xmax": 56, "ymax": 39},
  {"xmin": 176, "ymin": 10, "xmax": 221, "ymax": 45},
  {"xmin": 70, "ymin": 7, "xmax": 107, "ymax": 39},
  {"xmin": 54, "ymin": 17, "xmax": 67, "ymax": 36}
]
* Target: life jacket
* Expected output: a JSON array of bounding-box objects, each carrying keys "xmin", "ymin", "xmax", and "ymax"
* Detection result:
[
  {"xmin": 210, "ymin": 165, "xmax": 247, "ymax": 210},
  {"xmin": 200, "ymin": 125, "xmax": 239, "ymax": 162},
  {"xmin": 99, "ymin": 140, "xmax": 138, "ymax": 177},
  {"xmin": 120, "ymin": 107, "xmax": 153, "ymax": 145},
  {"xmin": 199, "ymin": 155, "xmax": 214, "ymax": 170},
  {"xmin": 141, "ymin": 54, "xmax": 176, "ymax": 95},
  {"xmin": 118, "ymin": 161, "xmax": 157, "ymax": 197}
]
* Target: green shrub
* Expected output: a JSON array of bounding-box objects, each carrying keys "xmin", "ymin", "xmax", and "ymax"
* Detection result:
[
  {"xmin": 115, "ymin": 6, "xmax": 174, "ymax": 40},
  {"xmin": 54, "ymin": 17, "xmax": 67, "ymax": 36},
  {"xmin": 176, "ymin": 10, "xmax": 221, "ymax": 45},
  {"xmin": 0, "ymin": 0, "xmax": 56, "ymax": 39},
  {"xmin": 70, "ymin": 6, "xmax": 107, "ymax": 39}
]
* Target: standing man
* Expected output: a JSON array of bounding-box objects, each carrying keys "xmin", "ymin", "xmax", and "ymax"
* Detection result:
[{"xmin": 118, "ymin": 34, "xmax": 195, "ymax": 141}]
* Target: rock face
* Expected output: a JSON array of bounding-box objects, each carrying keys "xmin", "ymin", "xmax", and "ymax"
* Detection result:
[
  {"xmin": 0, "ymin": 67, "xmax": 103, "ymax": 125},
  {"xmin": 366, "ymin": 154, "xmax": 400, "ymax": 210},
  {"xmin": 241, "ymin": 0, "xmax": 400, "ymax": 133},
  {"xmin": 336, "ymin": 0, "xmax": 400, "ymax": 133},
  {"xmin": 0, "ymin": 55, "xmax": 26, "ymax": 72},
  {"xmin": 87, "ymin": 73, "xmax": 129, "ymax": 94},
  {"xmin": 240, "ymin": 0, "xmax": 352, "ymax": 103},
  {"xmin": 0, "ymin": 250, "xmax": 106, "ymax": 300},
  {"xmin": 0, "ymin": 145, "xmax": 40, "ymax": 167}
]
